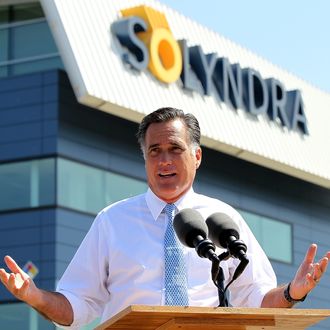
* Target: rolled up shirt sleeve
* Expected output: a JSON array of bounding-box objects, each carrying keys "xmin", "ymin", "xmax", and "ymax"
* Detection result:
[
  {"xmin": 55, "ymin": 211, "xmax": 111, "ymax": 328},
  {"xmin": 227, "ymin": 211, "xmax": 277, "ymax": 308}
]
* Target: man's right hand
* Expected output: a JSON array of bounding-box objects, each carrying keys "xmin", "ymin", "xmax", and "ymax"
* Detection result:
[
  {"xmin": 0, "ymin": 255, "xmax": 40, "ymax": 305},
  {"xmin": 0, "ymin": 255, "xmax": 73, "ymax": 326}
]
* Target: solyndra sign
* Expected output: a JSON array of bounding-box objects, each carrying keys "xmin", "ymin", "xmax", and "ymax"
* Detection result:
[{"xmin": 112, "ymin": 5, "xmax": 308, "ymax": 135}]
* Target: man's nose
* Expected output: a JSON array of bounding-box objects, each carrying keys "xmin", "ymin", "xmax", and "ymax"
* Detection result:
[{"xmin": 159, "ymin": 151, "xmax": 172, "ymax": 165}]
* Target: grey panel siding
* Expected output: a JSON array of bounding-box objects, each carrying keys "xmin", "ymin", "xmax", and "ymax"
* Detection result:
[
  {"xmin": 0, "ymin": 207, "xmax": 94, "ymax": 301},
  {"xmin": 54, "ymin": 209, "xmax": 94, "ymax": 274},
  {"xmin": 0, "ymin": 209, "xmax": 56, "ymax": 301},
  {"xmin": 0, "ymin": 70, "xmax": 59, "ymax": 163}
]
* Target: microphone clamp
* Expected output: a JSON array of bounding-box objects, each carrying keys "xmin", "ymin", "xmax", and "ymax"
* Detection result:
[
  {"xmin": 192, "ymin": 235, "xmax": 219, "ymax": 262},
  {"xmin": 227, "ymin": 239, "xmax": 247, "ymax": 260}
]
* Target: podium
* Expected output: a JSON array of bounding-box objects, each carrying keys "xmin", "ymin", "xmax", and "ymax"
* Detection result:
[{"xmin": 95, "ymin": 305, "xmax": 330, "ymax": 330}]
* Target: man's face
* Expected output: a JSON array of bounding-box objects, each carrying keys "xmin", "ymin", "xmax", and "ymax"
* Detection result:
[{"xmin": 144, "ymin": 119, "xmax": 202, "ymax": 203}]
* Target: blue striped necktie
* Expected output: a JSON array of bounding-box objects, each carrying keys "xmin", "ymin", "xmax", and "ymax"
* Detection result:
[{"xmin": 164, "ymin": 203, "xmax": 189, "ymax": 306}]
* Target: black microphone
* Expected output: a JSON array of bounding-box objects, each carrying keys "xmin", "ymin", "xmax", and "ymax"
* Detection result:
[
  {"xmin": 173, "ymin": 208, "xmax": 219, "ymax": 263},
  {"xmin": 206, "ymin": 212, "xmax": 249, "ymax": 281},
  {"xmin": 206, "ymin": 212, "xmax": 248, "ymax": 261}
]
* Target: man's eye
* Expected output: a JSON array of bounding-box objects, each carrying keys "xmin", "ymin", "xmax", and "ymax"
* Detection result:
[
  {"xmin": 172, "ymin": 147, "xmax": 183, "ymax": 153},
  {"xmin": 149, "ymin": 149, "xmax": 159, "ymax": 155}
]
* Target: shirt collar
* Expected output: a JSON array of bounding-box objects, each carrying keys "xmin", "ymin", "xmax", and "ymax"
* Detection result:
[{"xmin": 145, "ymin": 187, "xmax": 195, "ymax": 221}]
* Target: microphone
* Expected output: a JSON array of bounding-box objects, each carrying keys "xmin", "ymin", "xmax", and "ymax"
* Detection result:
[
  {"xmin": 206, "ymin": 212, "xmax": 249, "ymax": 281},
  {"xmin": 173, "ymin": 209, "xmax": 219, "ymax": 263},
  {"xmin": 206, "ymin": 212, "xmax": 248, "ymax": 260}
]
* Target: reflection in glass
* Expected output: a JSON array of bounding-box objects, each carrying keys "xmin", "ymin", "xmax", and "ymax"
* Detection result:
[
  {"xmin": 10, "ymin": 20, "xmax": 58, "ymax": 60},
  {"xmin": 0, "ymin": 158, "xmax": 55, "ymax": 211},
  {"xmin": 57, "ymin": 158, "xmax": 147, "ymax": 214},
  {"xmin": 0, "ymin": 3, "xmax": 63, "ymax": 78},
  {"xmin": 0, "ymin": 303, "xmax": 53, "ymax": 330},
  {"xmin": 240, "ymin": 210, "xmax": 292, "ymax": 263}
]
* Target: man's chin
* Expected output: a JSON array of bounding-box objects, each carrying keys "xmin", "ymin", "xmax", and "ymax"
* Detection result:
[{"xmin": 155, "ymin": 187, "xmax": 185, "ymax": 203}]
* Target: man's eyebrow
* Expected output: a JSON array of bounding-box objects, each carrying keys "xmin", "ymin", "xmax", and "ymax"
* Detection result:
[
  {"xmin": 148, "ymin": 142, "xmax": 183, "ymax": 150},
  {"xmin": 170, "ymin": 141, "xmax": 184, "ymax": 147},
  {"xmin": 148, "ymin": 143, "xmax": 159, "ymax": 150}
]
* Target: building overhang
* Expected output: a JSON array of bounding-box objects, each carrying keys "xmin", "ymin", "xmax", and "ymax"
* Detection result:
[{"xmin": 35, "ymin": 0, "xmax": 330, "ymax": 188}]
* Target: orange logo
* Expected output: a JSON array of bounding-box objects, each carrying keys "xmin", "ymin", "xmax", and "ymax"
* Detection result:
[{"xmin": 120, "ymin": 6, "xmax": 182, "ymax": 83}]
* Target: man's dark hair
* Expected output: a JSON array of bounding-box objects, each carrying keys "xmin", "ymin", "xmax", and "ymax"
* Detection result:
[{"xmin": 137, "ymin": 107, "xmax": 201, "ymax": 153}]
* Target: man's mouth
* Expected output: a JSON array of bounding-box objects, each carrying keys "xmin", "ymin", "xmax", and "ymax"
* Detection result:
[{"xmin": 159, "ymin": 173, "xmax": 176, "ymax": 178}]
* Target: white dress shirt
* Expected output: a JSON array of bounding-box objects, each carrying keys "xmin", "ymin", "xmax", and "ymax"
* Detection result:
[{"xmin": 56, "ymin": 188, "xmax": 277, "ymax": 328}]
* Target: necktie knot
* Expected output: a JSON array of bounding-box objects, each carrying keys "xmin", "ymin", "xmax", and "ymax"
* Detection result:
[{"xmin": 164, "ymin": 203, "xmax": 175, "ymax": 221}]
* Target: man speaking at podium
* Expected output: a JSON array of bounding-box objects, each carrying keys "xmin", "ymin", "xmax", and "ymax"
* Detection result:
[{"xmin": 1, "ymin": 107, "xmax": 329, "ymax": 328}]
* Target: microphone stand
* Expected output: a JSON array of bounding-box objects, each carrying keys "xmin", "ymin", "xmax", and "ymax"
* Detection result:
[
  {"xmin": 213, "ymin": 251, "xmax": 230, "ymax": 307},
  {"xmin": 195, "ymin": 236, "xmax": 249, "ymax": 307},
  {"xmin": 211, "ymin": 249, "xmax": 249, "ymax": 307}
]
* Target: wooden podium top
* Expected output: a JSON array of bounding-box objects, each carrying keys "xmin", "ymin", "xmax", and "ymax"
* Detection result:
[{"xmin": 95, "ymin": 305, "xmax": 330, "ymax": 330}]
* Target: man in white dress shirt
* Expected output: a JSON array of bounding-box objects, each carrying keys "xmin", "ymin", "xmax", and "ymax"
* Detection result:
[{"xmin": 1, "ymin": 107, "xmax": 329, "ymax": 328}]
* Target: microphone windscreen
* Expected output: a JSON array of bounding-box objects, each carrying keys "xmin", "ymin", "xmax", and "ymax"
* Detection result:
[
  {"xmin": 206, "ymin": 212, "xmax": 240, "ymax": 248},
  {"xmin": 173, "ymin": 208, "xmax": 208, "ymax": 248}
]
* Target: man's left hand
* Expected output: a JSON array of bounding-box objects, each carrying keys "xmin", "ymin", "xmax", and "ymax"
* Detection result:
[{"xmin": 289, "ymin": 244, "xmax": 330, "ymax": 300}]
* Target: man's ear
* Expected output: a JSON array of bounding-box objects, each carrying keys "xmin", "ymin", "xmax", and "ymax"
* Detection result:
[{"xmin": 195, "ymin": 147, "xmax": 202, "ymax": 169}]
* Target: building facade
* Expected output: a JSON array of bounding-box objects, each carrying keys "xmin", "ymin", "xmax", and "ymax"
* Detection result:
[{"xmin": 0, "ymin": 1, "xmax": 329, "ymax": 329}]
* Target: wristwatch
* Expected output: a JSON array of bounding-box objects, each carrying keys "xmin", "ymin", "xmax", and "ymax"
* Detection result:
[{"xmin": 284, "ymin": 282, "xmax": 307, "ymax": 304}]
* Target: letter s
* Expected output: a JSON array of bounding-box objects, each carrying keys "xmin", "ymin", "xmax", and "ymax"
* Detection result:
[{"xmin": 111, "ymin": 16, "xmax": 149, "ymax": 71}]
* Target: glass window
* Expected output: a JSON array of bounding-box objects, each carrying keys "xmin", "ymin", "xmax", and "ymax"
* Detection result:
[
  {"xmin": 0, "ymin": 28, "xmax": 9, "ymax": 62},
  {"xmin": 10, "ymin": 20, "xmax": 58, "ymax": 60},
  {"xmin": 0, "ymin": 158, "xmax": 55, "ymax": 211},
  {"xmin": 0, "ymin": 3, "xmax": 64, "ymax": 78},
  {"xmin": 11, "ymin": 3, "xmax": 44, "ymax": 23},
  {"xmin": 240, "ymin": 210, "xmax": 292, "ymax": 263},
  {"xmin": 57, "ymin": 158, "xmax": 148, "ymax": 214},
  {"xmin": 261, "ymin": 218, "xmax": 292, "ymax": 263},
  {"xmin": 0, "ymin": 157, "xmax": 147, "ymax": 214},
  {"xmin": 9, "ymin": 56, "xmax": 63, "ymax": 77},
  {"xmin": 0, "ymin": 303, "xmax": 53, "ymax": 330},
  {"xmin": 0, "ymin": 5, "xmax": 9, "ymax": 24},
  {"xmin": 81, "ymin": 317, "xmax": 101, "ymax": 330},
  {"xmin": 0, "ymin": 3, "xmax": 44, "ymax": 24},
  {"xmin": 104, "ymin": 170, "xmax": 148, "ymax": 204}
]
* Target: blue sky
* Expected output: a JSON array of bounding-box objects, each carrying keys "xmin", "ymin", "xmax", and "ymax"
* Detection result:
[{"xmin": 160, "ymin": 0, "xmax": 330, "ymax": 93}]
